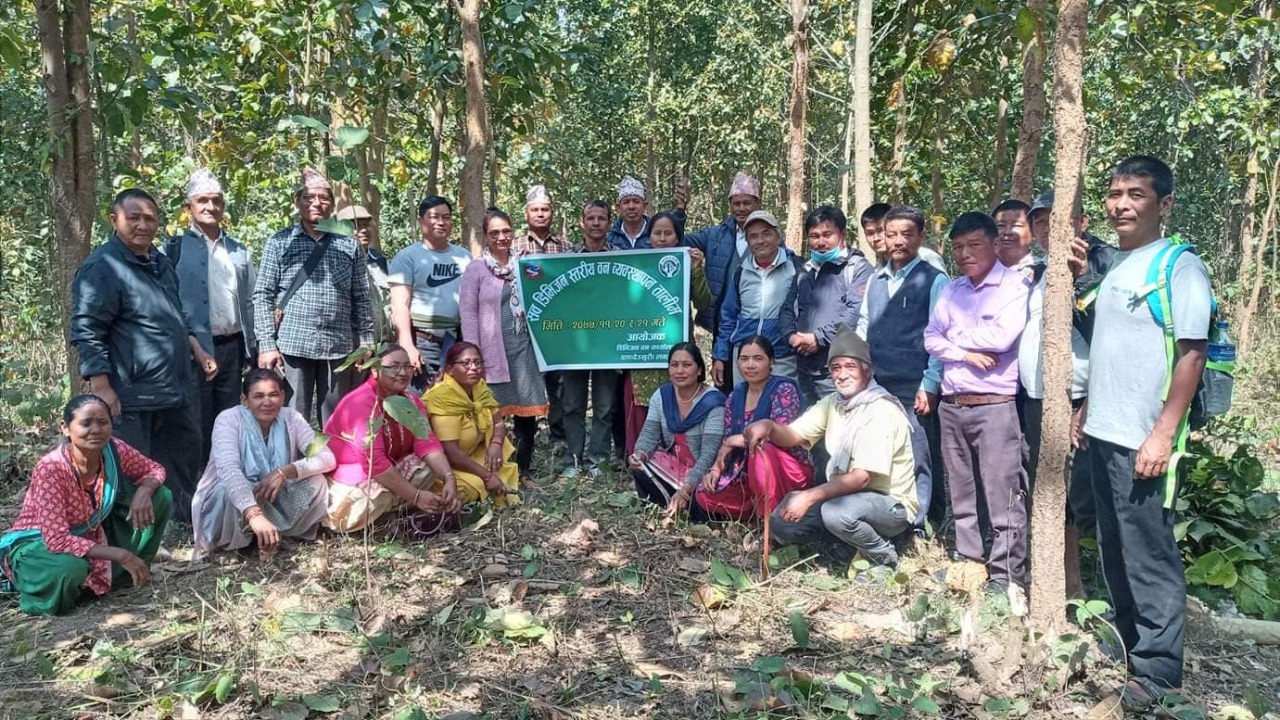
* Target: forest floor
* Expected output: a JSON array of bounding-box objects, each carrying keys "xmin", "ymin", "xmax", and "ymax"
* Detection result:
[{"xmin": 0, "ymin": 446, "xmax": 1278, "ymax": 720}]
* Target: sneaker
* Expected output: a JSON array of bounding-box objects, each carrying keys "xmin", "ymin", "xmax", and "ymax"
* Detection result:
[
  {"xmin": 561, "ymin": 465, "xmax": 583, "ymax": 479},
  {"xmin": 852, "ymin": 564, "xmax": 895, "ymax": 586}
]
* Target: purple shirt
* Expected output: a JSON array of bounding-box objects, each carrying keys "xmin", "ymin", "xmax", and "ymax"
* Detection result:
[{"xmin": 923, "ymin": 262, "xmax": 1029, "ymax": 395}]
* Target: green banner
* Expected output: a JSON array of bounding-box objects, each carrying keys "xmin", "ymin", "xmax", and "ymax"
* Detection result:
[{"xmin": 516, "ymin": 248, "xmax": 690, "ymax": 370}]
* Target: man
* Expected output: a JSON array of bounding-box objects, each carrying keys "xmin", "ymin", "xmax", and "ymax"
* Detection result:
[
  {"xmin": 167, "ymin": 169, "xmax": 256, "ymax": 466},
  {"xmin": 924, "ymin": 212, "xmax": 1029, "ymax": 595},
  {"xmin": 712, "ymin": 210, "xmax": 798, "ymax": 387},
  {"xmin": 677, "ymin": 171, "xmax": 762, "ymax": 332},
  {"xmin": 337, "ymin": 203, "xmax": 391, "ymax": 345},
  {"xmin": 561, "ymin": 200, "xmax": 624, "ymax": 474},
  {"xmin": 514, "ymin": 184, "xmax": 573, "ymax": 448},
  {"xmin": 856, "ymin": 205, "xmax": 948, "ymax": 535},
  {"xmin": 608, "ymin": 176, "xmax": 656, "ymax": 250},
  {"xmin": 72, "ymin": 189, "xmax": 208, "ymax": 521},
  {"xmin": 388, "ymin": 195, "xmax": 473, "ymax": 389},
  {"xmin": 1017, "ymin": 187, "xmax": 1114, "ymax": 600},
  {"xmin": 253, "ymin": 169, "xmax": 374, "ymax": 426},
  {"xmin": 862, "ymin": 202, "xmax": 946, "ymax": 272},
  {"xmin": 1081, "ymin": 156, "xmax": 1208, "ymax": 709},
  {"xmin": 994, "ymin": 198, "xmax": 1042, "ymax": 279},
  {"xmin": 754, "ymin": 324, "xmax": 919, "ymax": 575},
  {"xmin": 788, "ymin": 205, "xmax": 873, "ymax": 407}
]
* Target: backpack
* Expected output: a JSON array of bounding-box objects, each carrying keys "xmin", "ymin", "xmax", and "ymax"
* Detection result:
[{"xmin": 1134, "ymin": 236, "xmax": 1234, "ymax": 506}]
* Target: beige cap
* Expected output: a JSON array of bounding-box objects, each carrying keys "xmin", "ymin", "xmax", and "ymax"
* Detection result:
[
  {"xmin": 336, "ymin": 205, "xmax": 372, "ymax": 221},
  {"xmin": 743, "ymin": 209, "xmax": 779, "ymax": 229}
]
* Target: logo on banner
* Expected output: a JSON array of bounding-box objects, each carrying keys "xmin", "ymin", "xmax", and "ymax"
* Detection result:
[{"xmin": 657, "ymin": 254, "xmax": 680, "ymax": 279}]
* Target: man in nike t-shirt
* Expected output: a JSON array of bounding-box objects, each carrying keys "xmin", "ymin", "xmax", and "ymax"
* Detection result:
[{"xmin": 389, "ymin": 194, "xmax": 473, "ymax": 390}]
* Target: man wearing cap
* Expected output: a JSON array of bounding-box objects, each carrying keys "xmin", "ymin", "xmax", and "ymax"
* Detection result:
[
  {"xmin": 675, "ymin": 171, "xmax": 762, "ymax": 333},
  {"xmin": 712, "ymin": 210, "xmax": 799, "ymax": 387},
  {"xmin": 389, "ymin": 195, "xmax": 473, "ymax": 389},
  {"xmin": 337, "ymin": 203, "xmax": 392, "ymax": 345},
  {"xmin": 514, "ymin": 184, "xmax": 573, "ymax": 448},
  {"xmin": 72, "ymin": 188, "xmax": 207, "ymax": 521},
  {"xmin": 924, "ymin": 211, "xmax": 1030, "ymax": 595},
  {"xmin": 748, "ymin": 324, "xmax": 919, "ymax": 575},
  {"xmin": 166, "ymin": 168, "xmax": 257, "ymax": 464},
  {"xmin": 608, "ymin": 176, "xmax": 657, "ymax": 250},
  {"xmin": 253, "ymin": 168, "xmax": 374, "ymax": 426}
]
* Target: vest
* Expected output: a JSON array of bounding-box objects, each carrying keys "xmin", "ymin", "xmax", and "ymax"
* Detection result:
[{"xmin": 866, "ymin": 261, "xmax": 942, "ymax": 401}]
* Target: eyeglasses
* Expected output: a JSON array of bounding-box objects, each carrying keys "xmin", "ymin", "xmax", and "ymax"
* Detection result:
[
  {"xmin": 455, "ymin": 359, "xmax": 485, "ymax": 369},
  {"xmin": 380, "ymin": 363, "xmax": 414, "ymax": 374},
  {"xmin": 486, "ymin": 229, "xmax": 514, "ymax": 239}
]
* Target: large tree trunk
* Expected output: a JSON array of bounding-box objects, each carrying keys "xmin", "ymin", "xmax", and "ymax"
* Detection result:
[
  {"xmin": 887, "ymin": 0, "xmax": 915, "ymax": 204},
  {"xmin": 783, "ymin": 0, "xmax": 811, "ymax": 254},
  {"xmin": 851, "ymin": 0, "xmax": 874, "ymax": 255},
  {"xmin": 1242, "ymin": 158, "xmax": 1280, "ymax": 356},
  {"xmin": 36, "ymin": 0, "xmax": 95, "ymax": 389},
  {"xmin": 456, "ymin": 0, "xmax": 490, "ymax": 256},
  {"xmin": 841, "ymin": 96, "xmax": 854, "ymax": 215},
  {"xmin": 356, "ymin": 81, "xmax": 388, "ymax": 248},
  {"xmin": 1009, "ymin": 0, "xmax": 1048, "ymax": 202},
  {"xmin": 1234, "ymin": 0, "xmax": 1272, "ymax": 354},
  {"xmin": 1029, "ymin": 0, "xmax": 1087, "ymax": 630},
  {"xmin": 989, "ymin": 55, "xmax": 1010, "ymax": 206},
  {"xmin": 426, "ymin": 85, "xmax": 446, "ymax": 198},
  {"xmin": 931, "ymin": 102, "xmax": 946, "ymax": 235}
]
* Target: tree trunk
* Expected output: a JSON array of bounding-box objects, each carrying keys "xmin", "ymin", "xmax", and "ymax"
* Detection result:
[
  {"xmin": 36, "ymin": 0, "xmax": 95, "ymax": 389},
  {"xmin": 1234, "ymin": 0, "xmax": 1272, "ymax": 354},
  {"xmin": 888, "ymin": 0, "xmax": 915, "ymax": 203},
  {"xmin": 1009, "ymin": 0, "xmax": 1047, "ymax": 202},
  {"xmin": 427, "ymin": 86, "xmax": 446, "ymax": 198},
  {"xmin": 784, "ymin": 0, "xmax": 811, "ymax": 254},
  {"xmin": 931, "ymin": 102, "xmax": 946, "ymax": 235},
  {"xmin": 851, "ymin": 0, "xmax": 875, "ymax": 255},
  {"xmin": 644, "ymin": 0, "xmax": 657, "ymax": 197},
  {"xmin": 1242, "ymin": 158, "xmax": 1280, "ymax": 356},
  {"xmin": 989, "ymin": 55, "xmax": 1010, "ymax": 207},
  {"xmin": 841, "ymin": 96, "xmax": 854, "ymax": 216},
  {"xmin": 1029, "ymin": 0, "xmax": 1087, "ymax": 630},
  {"xmin": 456, "ymin": 0, "xmax": 490, "ymax": 256}
]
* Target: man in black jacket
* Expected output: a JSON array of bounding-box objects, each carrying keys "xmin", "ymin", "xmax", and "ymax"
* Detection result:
[{"xmin": 72, "ymin": 188, "xmax": 210, "ymax": 521}]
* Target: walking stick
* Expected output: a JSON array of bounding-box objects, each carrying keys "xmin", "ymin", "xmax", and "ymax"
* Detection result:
[{"xmin": 751, "ymin": 449, "xmax": 772, "ymax": 580}]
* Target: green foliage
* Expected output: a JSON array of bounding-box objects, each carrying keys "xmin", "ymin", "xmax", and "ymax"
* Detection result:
[
  {"xmin": 1176, "ymin": 426, "xmax": 1280, "ymax": 619},
  {"xmin": 382, "ymin": 394, "xmax": 433, "ymax": 440}
]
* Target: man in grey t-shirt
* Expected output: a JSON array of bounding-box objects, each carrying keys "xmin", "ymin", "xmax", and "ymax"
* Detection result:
[
  {"xmin": 389, "ymin": 195, "xmax": 473, "ymax": 389},
  {"xmin": 1079, "ymin": 156, "xmax": 1210, "ymax": 710}
]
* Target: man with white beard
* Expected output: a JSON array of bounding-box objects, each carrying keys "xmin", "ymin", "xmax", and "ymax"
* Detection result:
[{"xmin": 743, "ymin": 324, "xmax": 919, "ymax": 579}]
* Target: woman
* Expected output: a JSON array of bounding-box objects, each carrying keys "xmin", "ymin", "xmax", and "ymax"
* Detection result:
[
  {"xmin": 423, "ymin": 342, "xmax": 521, "ymax": 506},
  {"xmin": 0, "ymin": 395, "xmax": 171, "ymax": 615},
  {"xmin": 698, "ymin": 336, "xmax": 813, "ymax": 520},
  {"xmin": 628, "ymin": 343, "xmax": 725, "ymax": 516},
  {"xmin": 622, "ymin": 211, "xmax": 713, "ymax": 455},
  {"xmin": 460, "ymin": 208, "xmax": 547, "ymax": 485},
  {"xmin": 191, "ymin": 369, "xmax": 337, "ymax": 559},
  {"xmin": 323, "ymin": 344, "xmax": 462, "ymax": 533}
]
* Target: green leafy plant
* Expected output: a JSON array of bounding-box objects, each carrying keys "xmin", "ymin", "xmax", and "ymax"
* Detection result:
[{"xmin": 1176, "ymin": 433, "xmax": 1280, "ymax": 618}]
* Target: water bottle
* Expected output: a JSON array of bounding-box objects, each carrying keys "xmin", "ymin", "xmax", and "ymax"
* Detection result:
[{"xmin": 1207, "ymin": 321, "xmax": 1236, "ymax": 365}]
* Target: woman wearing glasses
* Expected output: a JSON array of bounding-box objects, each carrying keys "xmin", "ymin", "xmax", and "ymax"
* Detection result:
[
  {"xmin": 322, "ymin": 344, "xmax": 461, "ymax": 533},
  {"xmin": 423, "ymin": 342, "xmax": 521, "ymax": 505},
  {"xmin": 458, "ymin": 208, "xmax": 547, "ymax": 487}
]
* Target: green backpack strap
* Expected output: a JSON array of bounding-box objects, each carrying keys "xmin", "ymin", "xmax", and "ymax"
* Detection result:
[{"xmin": 1132, "ymin": 239, "xmax": 1195, "ymax": 508}]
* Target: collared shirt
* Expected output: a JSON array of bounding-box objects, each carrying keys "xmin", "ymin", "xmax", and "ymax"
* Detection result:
[
  {"xmin": 572, "ymin": 240, "xmax": 612, "ymax": 253},
  {"xmin": 856, "ymin": 255, "xmax": 949, "ymax": 394},
  {"xmin": 735, "ymin": 228, "xmax": 747, "ymax": 259},
  {"xmin": 621, "ymin": 219, "xmax": 648, "ymax": 248},
  {"xmin": 514, "ymin": 230, "xmax": 572, "ymax": 257},
  {"xmin": 201, "ymin": 227, "xmax": 240, "ymax": 337},
  {"xmin": 923, "ymin": 262, "xmax": 1029, "ymax": 395},
  {"xmin": 252, "ymin": 224, "xmax": 373, "ymax": 359}
]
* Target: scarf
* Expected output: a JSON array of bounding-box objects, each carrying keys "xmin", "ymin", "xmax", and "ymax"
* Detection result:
[
  {"xmin": 0, "ymin": 441, "xmax": 122, "ymax": 591},
  {"xmin": 237, "ymin": 405, "xmax": 289, "ymax": 484},
  {"xmin": 660, "ymin": 383, "xmax": 726, "ymax": 435},
  {"xmin": 424, "ymin": 374, "xmax": 500, "ymax": 444},
  {"xmin": 826, "ymin": 379, "xmax": 907, "ymax": 479},
  {"xmin": 483, "ymin": 249, "xmax": 527, "ymax": 334}
]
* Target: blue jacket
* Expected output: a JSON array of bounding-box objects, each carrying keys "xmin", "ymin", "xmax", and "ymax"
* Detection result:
[
  {"xmin": 685, "ymin": 215, "xmax": 742, "ymax": 304},
  {"xmin": 608, "ymin": 217, "xmax": 654, "ymax": 250},
  {"xmin": 71, "ymin": 235, "xmax": 195, "ymax": 411},
  {"xmin": 792, "ymin": 251, "xmax": 873, "ymax": 370},
  {"xmin": 713, "ymin": 248, "xmax": 799, "ymax": 362},
  {"xmin": 164, "ymin": 228, "xmax": 256, "ymax": 358}
]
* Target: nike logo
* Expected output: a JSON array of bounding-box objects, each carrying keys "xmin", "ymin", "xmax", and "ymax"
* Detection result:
[{"xmin": 425, "ymin": 274, "xmax": 460, "ymax": 288}]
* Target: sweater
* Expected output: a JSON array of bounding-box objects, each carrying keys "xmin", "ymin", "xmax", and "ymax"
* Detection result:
[
  {"xmin": 459, "ymin": 260, "xmax": 515, "ymax": 383},
  {"xmin": 634, "ymin": 386, "xmax": 726, "ymax": 487}
]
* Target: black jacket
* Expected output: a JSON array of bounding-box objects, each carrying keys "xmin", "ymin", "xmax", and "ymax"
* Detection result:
[
  {"xmin": 1073, "ymin": 232, "xmax": 1116, "ymax": 343},
  {"xmin": 71, "ymin": 235, "xmax": 195, "ymax": 411}
]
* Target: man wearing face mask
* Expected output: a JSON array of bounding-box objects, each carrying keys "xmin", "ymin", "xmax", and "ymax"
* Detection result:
[
  {"xmin": 747, "ymin": 324, "xmax": 919, "ymax": 579},
  {"xmin": 788, "ymin": 205, "xmax": 873, "ymax": 407}
]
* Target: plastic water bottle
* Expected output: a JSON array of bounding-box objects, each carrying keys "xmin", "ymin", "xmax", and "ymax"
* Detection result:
[{"xmin": 1207, "ymin": 321, "xmax": 1236, "ymax": 365}]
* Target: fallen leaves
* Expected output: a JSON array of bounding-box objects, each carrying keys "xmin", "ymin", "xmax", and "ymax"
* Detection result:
[{"xmin": 690, "ymin": 584, "xmax": 727, "ymax": 610}]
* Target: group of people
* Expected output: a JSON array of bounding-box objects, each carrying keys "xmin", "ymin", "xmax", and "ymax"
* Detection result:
[{"xmin": 1, "ymin": 154, "xmax": 1208, "ymax": 713}]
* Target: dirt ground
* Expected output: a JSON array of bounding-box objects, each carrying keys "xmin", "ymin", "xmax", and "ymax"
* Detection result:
[{"xmin": 1, "ymin": 456, "xmax": 1278, "ymax": 720}]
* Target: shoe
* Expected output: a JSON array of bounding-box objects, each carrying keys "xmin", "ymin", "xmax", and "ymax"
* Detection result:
[
  {"xmin": 983, "ymin": 580, "xmax": 1008, "ymax": 595},
  {"xmin": 1118, "ymin": 678, "xmax": 1177, "ymax": 713},
  {"xmin": 852, "ymin": 564, "xmax": 895, "ymax": 586},
  {"xmin": 561, "ymin": 466, "xmax": 583, "ymax": 479}
]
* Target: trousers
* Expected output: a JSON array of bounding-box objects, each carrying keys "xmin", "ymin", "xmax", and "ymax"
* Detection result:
[
  {"xmin": 115, "ymin": 401, "xmax": 201, "ymax": 523},
  {"xmin": 770, "ymin": 490, "xmax": 911, "ymax": 567},
  {"xmin": 282, "ymin": 354, "xmax": 355, "ymax": 427}
]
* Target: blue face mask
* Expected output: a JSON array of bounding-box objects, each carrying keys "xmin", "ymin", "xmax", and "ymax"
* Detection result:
[{"xmin": 810, "ymin": 247, "xmax": 845, "ymax": 265}]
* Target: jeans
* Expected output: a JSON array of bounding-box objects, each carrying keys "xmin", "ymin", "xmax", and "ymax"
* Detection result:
[
  {"xmin": 770, "ymin": 490, "xmax": 911, "ymax": 567},
  {"xmin": 562, "ymin": 369, "xmax": 620, "ymax": 465}
]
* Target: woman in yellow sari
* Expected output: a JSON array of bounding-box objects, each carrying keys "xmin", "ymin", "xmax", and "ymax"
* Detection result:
[{"xmin": 423, "ymin": 341, "xmax": 520, "ymax": 506}]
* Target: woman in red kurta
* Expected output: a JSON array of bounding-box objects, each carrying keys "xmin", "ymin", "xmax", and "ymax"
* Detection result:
[
  {"xmin": 322, "ymin": 344, "xmax": 460, "ymax": 533},
  {"xmin": 0, "ymin": 395, "xmax": 172, "ymax": 615}
]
